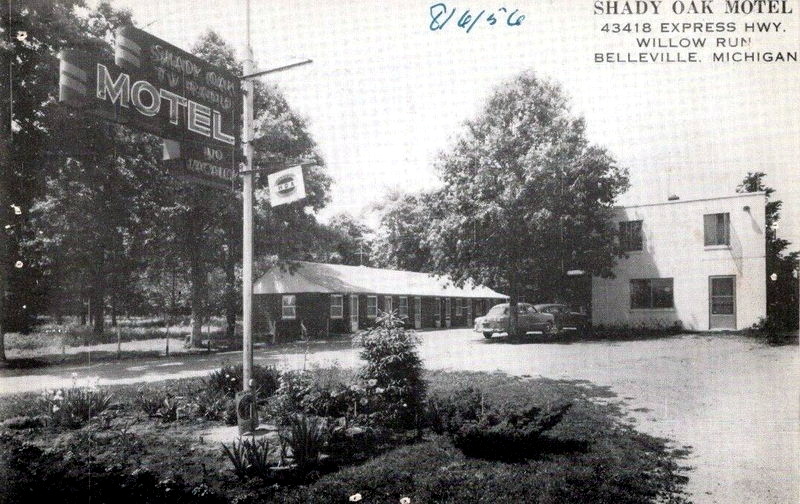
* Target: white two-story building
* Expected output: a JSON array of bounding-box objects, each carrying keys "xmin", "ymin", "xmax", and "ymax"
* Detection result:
[{"xmin": 592, "ymin": 192, "xmax": 767, "ymax": 331}]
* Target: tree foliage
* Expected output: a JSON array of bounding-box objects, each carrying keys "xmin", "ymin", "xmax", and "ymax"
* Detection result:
[
  {"xmin": 428, "ymin": 71, "xmax": 629, "ymax": 334},
  {"xmin": 2, "ymin": 3, "xmax": 336, "ymax": 353},
  {"xmin": 737, "ymin": 172, "xmax": 799, "ymax": 329}
]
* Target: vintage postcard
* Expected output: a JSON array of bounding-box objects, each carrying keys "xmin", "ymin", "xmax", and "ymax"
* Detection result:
[{"xmin": 1, "ymin": 1, "xmax": 798, "ymax": 502}]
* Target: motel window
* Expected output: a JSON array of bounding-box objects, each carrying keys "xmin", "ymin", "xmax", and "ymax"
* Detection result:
[
  {"xmin": 619, "ymin": 220, "xmax": 643, "ymax": 251},
  {"xmin": 454, "ymin": 298, "xmax": 461, "ymax": 316},
  {"xmin": 330, "ymin": 294, "xmax": 343, "ymax": 319},
  {"xmin": 399, "ymin": 296, "xmax": 408, "ymax": 318},
  {"xmin": 282, "ymin": 295, "xmax": 297, "ymax": 319},
  {"xmin": 630, "ymin": 278, "xmax": 674, "ymax": 309},
  {"xmin": 704, "ymin": 213, "xmax": 730, "ymax": 246},
  {"xmin": 384, "ymin": 296, "xmax": 393, "ymax": 314},
  {"xmin": 445, "ymin": 298, "xmax": 451, "ymax": 319},
  {"xmin": 367, "ymin": 296, "xmax": 378, "ymax": 318},
  {"xmin": 466, "ymin": 299, "xmax": 472, "ymax": 320},
  {"xmin": 434, "ymin": 298, "xmax": 440, "ymax": 320}
]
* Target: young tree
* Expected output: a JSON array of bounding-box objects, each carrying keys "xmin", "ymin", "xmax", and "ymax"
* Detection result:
[
  {"xmin": 428, "ymin": 71, "xmax": 629, "ymax": 336},
  {"xmin": 737, "ymin": 172, "xmax": 799, "ymax": 329}
]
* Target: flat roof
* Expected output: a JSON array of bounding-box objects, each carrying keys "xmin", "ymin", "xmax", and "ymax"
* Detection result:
[
  {"xmin": 253, "ymin": 261, "xmax": 508, "ymax": 299},
  {"xmin": 616, "ymin": 191, "xmax": 766, "ymax": 210}
]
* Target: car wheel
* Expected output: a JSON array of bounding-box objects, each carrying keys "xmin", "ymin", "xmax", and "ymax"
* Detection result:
[
  {"xmin": 542, "ymin": 321, "xmax": 556, "ymax": 336},
  {"xmin": 483, "ymin": 331, "xmax": 493, "ymax": 339}
]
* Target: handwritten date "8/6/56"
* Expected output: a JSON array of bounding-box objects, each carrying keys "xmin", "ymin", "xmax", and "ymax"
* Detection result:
[{"xmin": 429, "ymin": 3, "xmax": 526, "ymax": 32}]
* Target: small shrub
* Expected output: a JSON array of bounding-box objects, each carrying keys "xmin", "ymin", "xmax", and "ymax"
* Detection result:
[
  {"xmin": 221, "ymin": 437, "xmax": 273, "ymax": 480},
  {"xmin": 425, "ymin": 385, "xmax": 484, "ymax": 434},
  {"xmin": 194, "ymin": 390, "xmax": 233, "ymax": 422},
  {"xmin": 1, "ymin": 415, "xmax": 46, "ymax": 429},
  {"xmin": 39, "ymin": 385, "xmax": 113, "ymax": 429},
  {"xmin": 134, "ymin": 387, "xmax": 178, "ymax": 422},
  {"xmin": 280, "ymin": 414, "xmax": 329, "ymax": 471},
  {"xmin": 206, "ymin": 364, "xmax": 281, "ymax": 398},
  {"xmin": 747, "ymin": 316, "xmax": 798, "ymax": 345},
  {"xmin": 428, "ymin": 385, "xmax": 572, "ymax": 460},
  {"xmin": 353, "ymin": 312, "xmax": 426, "ymax": 429}
]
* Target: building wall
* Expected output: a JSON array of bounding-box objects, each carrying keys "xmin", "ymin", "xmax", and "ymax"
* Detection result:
[
  {"xmin": 592, "ymin": 193, "xmax": 767, "ymax": 330},
  {"xmin": 254, "ymin": 292, "xmax": 507, "ymax": 340}
]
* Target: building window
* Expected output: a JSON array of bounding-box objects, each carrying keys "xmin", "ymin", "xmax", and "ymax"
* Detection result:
[
  {"xmin": 433, "ymin": 298, "xmax": 440, "ymax": 320},
  {"xmin": 630, "ymin": 278, "xmax": 674, "ymax": 309},
  {"xmin": 466, "ymin": 299, "xmax": 472, "ymax": 320},
  {"xmin": 704, "ymin": 213, "xmax": 730, "ymax": 246},
  {"xmin": 454, "ymin": 298, "xmax": 461, "ymax": 316},
  {"xmin": 330, "ymin": 294, "xmax": 343, "ymax": 319},
  {"xmin": 384, "ymin": 296, "xmax": 393, "ymax": 314},
  {"xmin": 619, "ymin": 220, "xmax": 643, "ymax": 251},
  {"xmin": 282, "ymin": 295, "xmax": 296, "ymax": 319},
  {"xmin": 445, "ymin": 298, "xmax": 451, "ymax": 319},
  {"xmin": 367, "ymin": 296, "xmax": 378, "ymax": 318},
  {"xmin": 399, "ymin": 296, "xmax": 408, "ymax": 317}
]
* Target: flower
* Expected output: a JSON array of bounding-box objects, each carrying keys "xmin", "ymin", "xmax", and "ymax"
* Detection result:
[
  {"xmin": 400, "ymin": 498, "xmax": 411, "ymax": 504},
  {"xmin": 71, "ymin": 372, "xmax": 78, "ymax": 379},
  {"xmin": 359, "ymin": 398, "xmax": 368, "ymax": 406},
  {"xmin": 14, "ymin": 261, "xmax": 23, "ymax": 269},
  {"xmin": 375, "ymin": 387, "xmax": 385, "ymax": 394},
  {"xmin": 52, "ymin": 405, "xmax": 60, "ymax": 413},
  {"xmin": 367, "ymin": 379, "xmax": 377, "ymax": 387},
  {"xmin": 349, "ymin": 494, "xmax": 362, "ymax": 502}
]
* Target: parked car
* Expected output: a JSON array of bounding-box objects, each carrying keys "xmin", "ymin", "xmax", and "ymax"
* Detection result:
[{"xmin": 474, "ymin": 302, "xmax": 591, "ymax": 339}]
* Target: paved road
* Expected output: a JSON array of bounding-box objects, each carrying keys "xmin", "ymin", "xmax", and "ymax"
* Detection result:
[{"xmin": 1, "ymin": 329, "xmax": 798, "ymax": 503}]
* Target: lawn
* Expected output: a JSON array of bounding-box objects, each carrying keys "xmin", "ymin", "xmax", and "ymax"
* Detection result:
[{"xmin": 0, "ymin": 368, "xmax": 691, "ymax": 504}]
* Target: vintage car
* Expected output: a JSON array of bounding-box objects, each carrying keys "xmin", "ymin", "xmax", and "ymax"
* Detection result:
[{"xmin": 474, "ymin": 302, "xmax": 591, "ymax": 339}]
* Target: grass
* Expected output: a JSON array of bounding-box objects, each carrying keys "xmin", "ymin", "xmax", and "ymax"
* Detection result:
[{"xmin": 0, "ymin": 370, "xmax": 691, "ymax": 504}]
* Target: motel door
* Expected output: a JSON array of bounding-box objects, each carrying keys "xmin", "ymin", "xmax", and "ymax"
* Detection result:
[
  {"xmin": 709, "ymin": 276, "xmax": 736, "ymax": 330},
  {"xmin": 349, "ymin": 295, "xmax": 359, "ymax": 332},
  {"xmin": 414, "ymin": 297, "xmax": 422, "ymax": 329}
]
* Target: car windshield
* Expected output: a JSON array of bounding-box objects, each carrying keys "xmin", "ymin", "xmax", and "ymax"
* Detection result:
[{"xmin": 487, "ymin": 305, "xmax": 508, "ymax": 316}]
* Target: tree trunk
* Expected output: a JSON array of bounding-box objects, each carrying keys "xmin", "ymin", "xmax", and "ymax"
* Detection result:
[
  {"xmin": 111, "ymin": 293, "xmax": 117, "ymax": 327},
  {"xmin": 188, "ymin": 211, "xmax": 205, "ymax": 347},
  {"xmin": 507, "ymin": 274, "xmax": 519, "ymax": 338},
  {"xmin": 92, "ymin": 253, "xmax": 106, "ymax": 336}
]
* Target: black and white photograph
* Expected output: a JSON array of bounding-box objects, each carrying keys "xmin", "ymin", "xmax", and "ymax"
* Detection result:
[{"xmin": 1, "ymin": 1, "xmax": 798, "ymax": 502}]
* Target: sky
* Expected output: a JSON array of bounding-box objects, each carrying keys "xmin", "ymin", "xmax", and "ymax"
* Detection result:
[{"xmin": 103, "ymin": 0, "xmax": 799, "ymax": 247}]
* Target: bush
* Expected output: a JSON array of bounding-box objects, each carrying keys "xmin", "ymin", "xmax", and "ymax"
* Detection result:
[
  {"xmin": 353, "ymin": 312, "xmax": 426, "ymax": 429},
  {"xmin": 39, "ymin": 383, "xmax": 113, "ymax": 429},
  {"xmin": 206, "ymin": 364, "xmax": 281, "ymax": 398},
  {"xmin": 134, "ymin": 387, "xmax": 177, "ymax": 422},
  {"xmin": 747, "ymin": 316, "xmax": 798, "ymax": 345},
  {"xmin": 221, "ymin": 437, "xmax": 273, "ymax": 480},
  {"xmin": 194, "ymin": 389, "xmax": 234, "ymax": 422},
  {"xmin": 280, "ymin": 414, "xmax": 330, "ymax": 472},
  {"xmin": 429, "ymin": 385, "xmax": 572, "ymax": 460}
]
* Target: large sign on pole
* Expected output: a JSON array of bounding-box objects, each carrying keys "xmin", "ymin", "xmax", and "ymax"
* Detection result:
[{"xmin": 58, "ymin": 26, "xmax": 240, "ymax": 189}]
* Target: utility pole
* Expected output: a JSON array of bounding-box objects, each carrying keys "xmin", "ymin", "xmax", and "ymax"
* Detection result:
[
  {"xmin": 240, "ymin": 0, "xmax": 312, "ymax": 392},
  {"xmin": 241, "ymin": 0, "xmax": 254, "ymax": 392}
]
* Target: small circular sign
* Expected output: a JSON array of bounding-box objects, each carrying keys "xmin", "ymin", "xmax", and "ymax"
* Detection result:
[{"xmin": 276, "ymin": 174, "xmax": 296, "ymax": 195}]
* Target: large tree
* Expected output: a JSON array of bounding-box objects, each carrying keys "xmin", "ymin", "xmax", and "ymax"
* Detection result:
[
  {"xmin": 428, "ymin": 71, "xmax": 629, "ymax": 336},
  {"xmin": 371, "ymin": 191, "xmax": 438, "ymax": 272},
  {"xmin": 737, "ymin": 172, "xmax": 799, "ymax": 329}
]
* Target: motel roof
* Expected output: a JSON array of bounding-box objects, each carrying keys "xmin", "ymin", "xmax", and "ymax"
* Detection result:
[{"xmin": 253, "ymin": 261, "xmax": 508, "ymax": 299}]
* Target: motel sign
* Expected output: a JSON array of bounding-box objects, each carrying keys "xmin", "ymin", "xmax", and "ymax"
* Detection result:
[{"xmin": 58, "ymin": 26, "xmax": 240, "ymax": 189}]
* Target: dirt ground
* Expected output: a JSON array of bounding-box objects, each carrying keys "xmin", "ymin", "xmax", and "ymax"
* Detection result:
[{"xmin": 1, "ymin": 329, "xmax": 797, "ymax": 503}]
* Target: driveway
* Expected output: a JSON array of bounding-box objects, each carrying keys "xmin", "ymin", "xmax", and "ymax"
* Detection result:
[{"xmin": 1, "ymin": 329, "xmax": 798, "ymax": 503}]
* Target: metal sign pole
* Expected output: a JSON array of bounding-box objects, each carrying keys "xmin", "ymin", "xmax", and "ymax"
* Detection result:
[{"xmin": 242, "ymin": 0, "xmax": 254, "ymax": 392}]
